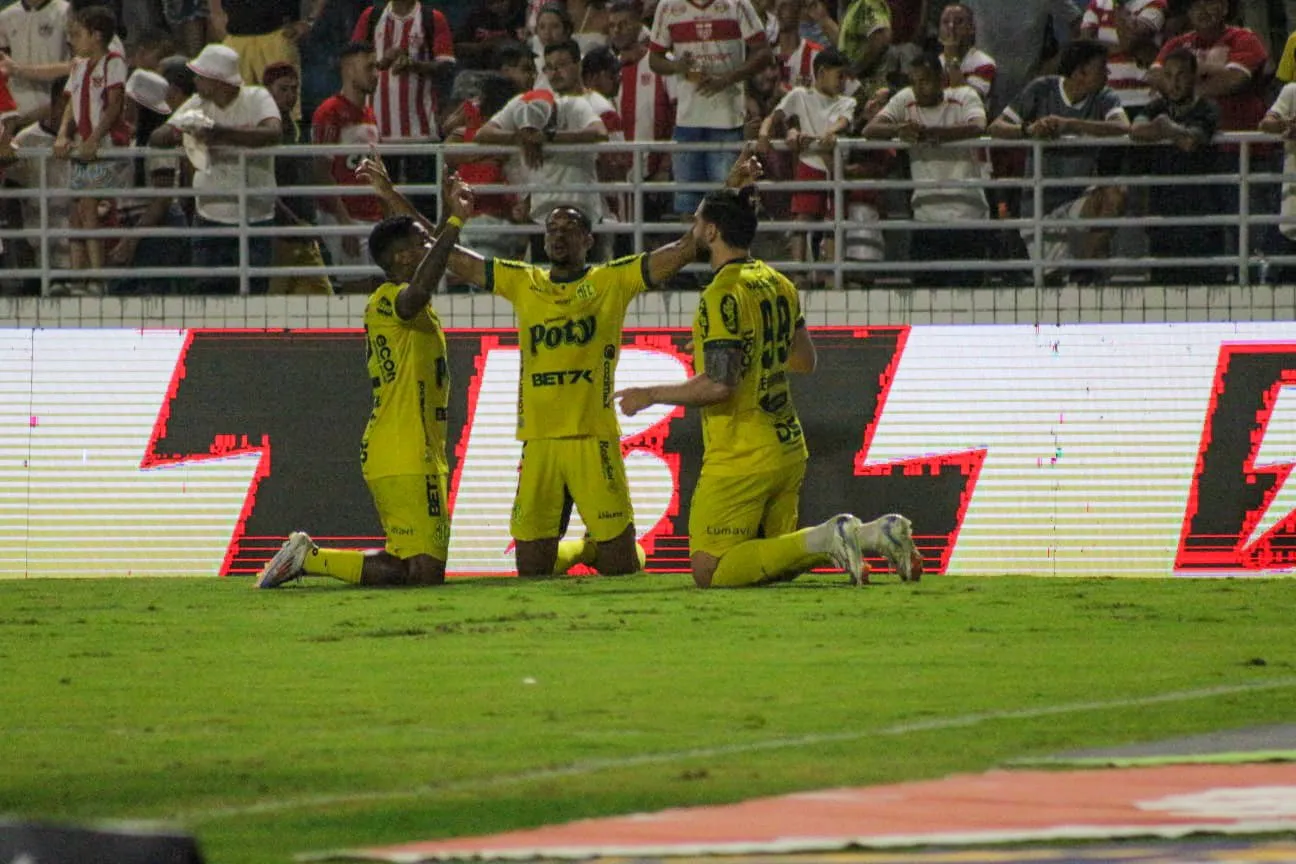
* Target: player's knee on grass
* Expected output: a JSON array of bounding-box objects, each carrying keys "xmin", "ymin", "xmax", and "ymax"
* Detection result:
[
  {"xmin": 515, "ymin": 538, "xmax": 560, "ymax": 578},
  {"xmin": 593, "ymin": 524, "xmax": 639, "ymax": 575},
  {"xmin": 690, "ymin": 552, "xmax": 720, "ymax": 589}
]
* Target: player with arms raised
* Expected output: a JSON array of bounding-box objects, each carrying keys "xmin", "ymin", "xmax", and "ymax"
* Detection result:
[
  {"xmin": 616, "ymin": 186, "xmax": 922, "ymax": 588},
  {"xmin": 355, "ymin": 148, "xmax": 760, "ymax": 578},
  {"xmin": 255, "ymin": 177, "xmax": 475, "ymax": 589}
]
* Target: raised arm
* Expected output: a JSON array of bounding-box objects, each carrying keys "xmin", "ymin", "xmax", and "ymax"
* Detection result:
[{"xmin": 395, "ymin": 177, "xmax": 473, "ymax": 319}]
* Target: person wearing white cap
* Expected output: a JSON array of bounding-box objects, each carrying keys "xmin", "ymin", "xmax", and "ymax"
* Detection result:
[
  {"xmin": 109, "ymin": 69, "xmax": 189, "ymax": 296},
  {"xmin": 149, "ymin": 43, "xmax": 282, "ymax": 295}
]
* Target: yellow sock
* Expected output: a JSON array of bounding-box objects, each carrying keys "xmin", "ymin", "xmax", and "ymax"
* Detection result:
[
  {"xmin": 710, "ymin": 529, "xmax": 828, "ymax": 587},
  {"xmin": 302, "ymin": 547, "xmax": 365, "ymax": 584}
]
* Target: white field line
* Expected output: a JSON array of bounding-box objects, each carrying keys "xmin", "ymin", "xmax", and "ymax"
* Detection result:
[{"xmin": 180, "ymin": 676, "xmax": 1296, "ymax": 824}]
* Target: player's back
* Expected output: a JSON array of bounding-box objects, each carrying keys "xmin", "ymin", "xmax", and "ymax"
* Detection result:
[
  {"xmin": 694, "ymin": 258, "xmax": 808, "ymax": 474},
  {"xmin": 361, "ymin": 281, "xmax": 450, "ymax": 479},
  {"xmin": 487, "ymin": 254, "xmax": 650, "ymax": 440}
]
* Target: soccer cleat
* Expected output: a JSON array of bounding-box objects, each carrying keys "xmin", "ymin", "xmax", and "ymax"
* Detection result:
[
  {"xmin": 826, "ymin": 514, "xmax": 868, "ymax": 586},
  {"xmin": 255, "ymin": 531, "xmax": 314, "ymax": 589},
  {"xmin": 859, "ymin": 514, "xmax": 922, "ymax": 582}
]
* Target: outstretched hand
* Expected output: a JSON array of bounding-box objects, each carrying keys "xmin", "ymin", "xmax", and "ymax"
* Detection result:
[
  {"xmin": 444, "ymin": 173, "xmax": 475, "ymax": 221},
  {"xmin": 355, "ymin": 151, "xmax": 395, "ymax": 193},
  {"xmin": 726, "ymin": 143, "xmax": 764, "ymax": 188},
  {"xmin": 614, "ymin": 387, "xmax": 654, "ymax": 417}
]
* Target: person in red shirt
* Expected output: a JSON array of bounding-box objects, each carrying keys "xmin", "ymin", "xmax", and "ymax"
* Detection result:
[
  {"xmin": 1149, "ymin": 0, "xmax": 1267, "ymax": 133},
  {"xmin": 312, "ymin": 41, "xmax": 382, "ymax": 294}
]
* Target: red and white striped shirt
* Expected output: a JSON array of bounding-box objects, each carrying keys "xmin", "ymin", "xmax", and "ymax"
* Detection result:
[
  {"xmin": 779, "ymin": 38, "xmax": 821, "ymax": 91},
  {"xmin": 1082, "ymin": 0, "xmax": 1165, "ymax": 106},
  {"xmin": 352, "ymin": 3, "xmax": 454, "ymax": 141},
  {"xmin": 649, "ymin": 0, "xmax": 767, "ymax": 129},
  {"xmin": 66, "ymin": 52, "xmax": 128, "ymax": 145},
  {"xmin": 618, "ymin": 50, "xmax": 676, "ymax": 177},
  {"xmin": 941, "ymin": 46, "xmax": 996, "ymax": 102}
]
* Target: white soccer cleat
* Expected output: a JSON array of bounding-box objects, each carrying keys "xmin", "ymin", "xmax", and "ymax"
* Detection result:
[
  {"xmin": 825, "ymin": 514, "xmax": 868, "ymax": 586},
  {"xmin": 857, "ymin": 514, "xmax": 922, "ymax": 582},
  {"xmin": 255, "ymin": 531, "xmax": 314, "ymax": 589}
]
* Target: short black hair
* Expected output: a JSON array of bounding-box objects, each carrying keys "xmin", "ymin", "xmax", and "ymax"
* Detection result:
[
  {"xmin": 1162, "ymin": 46, "xmax": 1198, "ymax": 75},
  {"xmin": 74, "ymin": 5, "xmax": 117, "ymax": 46},
  {"xmin": 369, "ymin": 217, "xmax": 420, "ymax": 274},
  {"xmin": 544, "ymin": 38, "xmax": 582, "ymax": 68},
  {"xmin": 160, "ymin": 55, "xmax": 196, "ymax": 96},
  {"xmin": 908, "ymin": 52, "xmax": 943, "ymax": 77},
  {"xmin": 608, "ymin": 0, "xmax": 642, "ymax": 14},
  {"xmin": 1058, "ymin": 38, "xmax": 1108, "ymax": 78},
  {"xmin": 545, "ymin": 205, "xmax": 593, "ymax": 233},
  {"xmin": 339, "ymin": 41, "xmax": 372, "ymax": 61},
  {"xmin": 813, "ymin": 47, "xmax": 848, "ymax": 74},
  {"xmin": 476, "ymin": 72, "xmax": 521, "ymax": 116},
  {"xmin": 581, "ymin": 45, "xmax": 619, "ymax": 79},
  {"xmin": 699, "ymin": 186, "xmax": 760, "ymax": 249},
  {"xmin": 494, "ymin": 40, "xmax": 534, "ymax": 70}
]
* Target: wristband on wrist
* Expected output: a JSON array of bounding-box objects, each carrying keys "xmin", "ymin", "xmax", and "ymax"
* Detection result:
[{"xmin": 446, "ymin": 215, "xmax": 464, "ymax": 229}]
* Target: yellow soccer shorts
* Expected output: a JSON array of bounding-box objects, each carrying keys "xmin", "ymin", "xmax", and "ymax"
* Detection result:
[
  {"xmin": 688, "ymin": 460, "xmax": 807, "ymax": 558},
  {"xmin": 511, "ymin": 437, "xmax": 634, "ymax": 543},
  {"xmin": 366, "ymin": 473, "xmax": 451, "ymax": 561}
]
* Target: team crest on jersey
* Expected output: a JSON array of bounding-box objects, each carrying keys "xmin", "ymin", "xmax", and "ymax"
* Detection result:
[
  {"xmin": 377, "ymin": 296, "xmax": 394, "ymax": 317},
  {"xmin": 696, "ymin": 21, "xmax": 713, "ymax": 40},
  {"xmin": 92, "ymin": 76, "xmax": 105, "ymax": 87},
  {"xmin": 720, "ymin": 294, "xmax": 740, "ymax": 335},
  {"xmin": 640, "ymin": 72, "xmax": 652, "ymax": 86},
  {"xmin": 575, "ymin": 281, "xmax": 595, "ymax": 300},
  {"xmin": 39, "ymin": 22, "xmax": 55, "ymax": 37}
]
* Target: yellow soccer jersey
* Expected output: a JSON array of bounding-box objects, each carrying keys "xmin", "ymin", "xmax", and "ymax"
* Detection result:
[
  {"xmin": 361, "ymin": 281, "xmax": 450, "ymax": 480},
  {"xmin": 693, "ymin": 258, "xmax": 809, "ymax": 475},
  {"xmin": 486, "ymin": 254, "xmax": 650, "ymax": 440}
]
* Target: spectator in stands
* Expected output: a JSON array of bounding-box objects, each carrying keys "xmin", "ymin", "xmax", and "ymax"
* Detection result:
[
  {"xmin": 443, "ymin": 71, "xmax": 526, "ymax": 268},
  {"xmin": 802, "ymin": 0, "xmax": 840, "ymax": 47},
  {"xmin": 210, "ymin": 0, "xmax": 320, "ymax": 91},
  {"xmin": 0, "ymin": 0, "xmax": 72, "ymax": 130},
  {"xmin": 1131, "ymin": 48, "xmax": 1223, "ymax": 285},
  {"xmin": 838, "ymin": 0, "xmax": 891, "ymax": 97},
  {"xmin": 1260, "ymin": 65, "xmax": 1296, "ymax": 281},
  {"xmin": 495, "ymin": 39, "xmax": 538, "ymax": 94},
  {"xmin": 1148, "ymin": 0, "xmax": 1267, "ymax": 132},
  {"xmin": 530, "ymin": 2, "xmax": 575, "ymax": 92},
  {"xmin": 474, "ymin": 73, "xmax": 608, "ymax": 257},
  {"xmin": 126, "ymin": 29, "xmax": 177, "ymax": 73},
  {"xmin": 262, "ymin": 61, "xmax": 331, "ymax": 296},
  {"xmin": 839, "ymin": 88, "xmax": 893, "ymax": 284},
  {"xmin": 150, "ymin": 44, "xmax": 281, "ymax": 295},
  {"xmin": 580, "ymin": 45, "xmax": 631, "ymax": 224},
  {"xmin": 160, "ymin": 54, "xmax": 197, "ymax": 108},
  {"xmin": 354, "ymin": 0, "xmax": 454, "ymax": 207},
  {"xmin": 313, "ymin": 43, "xmax": 381, "ymax": 294},
  {"xmin": 110, "ymin": 69, "xmax": 189, "ymax": 296},
  {"xmin": 988, "ymin": 38, "xmax": 1129, "ymax": 284},
  {"xmin": 297, "ymin": 0, "xmax": 373, "ymax": 123},
  {"xmin": 571, "ymin": 0, "xmax": 613, "ymax": 55},
  {"xmin": 608, "ymin": 0, "xmax": 674, "ymax": 196},
  {"xmin": 649, "ymin": 0, "xmax": 773, "ymax": 217},
  {"xmin": 963, "ymin": 0, "xmax": 1082, "ymax": 117},
  {"xmin": 163, "ymin": 0, "xmax": 212, "ymax": 58},
  {"xmin": 937, "ymin": 3, "xmax": 995, "ymax": 102},
  {"xmin": 53, "ymin": 5, "xmax": 129, "ymax": 297},
  {"xmin": 456, "ymin": 0, "xmax": 529, "ymax": 70},
  {"xmin": 758, "ymin": 47, "xmax": 856, "ymax": 278},
  {"xmin": 1080, "ymin": 0, "xmax": 1166, "ymax": 110},
  {"xmin": 8, "ymin": 76, "xmax": 70, "ymax": 296},
  {"xmin": 775, "ymin": 0, "xmax": 823, "ymax": 90},
  {"xmin": 866, "ymin": 51, "xmax": 989, "ymax": 286}
]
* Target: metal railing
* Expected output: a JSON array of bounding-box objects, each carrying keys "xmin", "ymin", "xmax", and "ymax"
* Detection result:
[{"xmin": 0, "ymin": 135, "xmax": 1289, "ymax": 295}]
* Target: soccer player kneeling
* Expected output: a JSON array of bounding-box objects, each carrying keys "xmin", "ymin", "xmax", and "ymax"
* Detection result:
[
  {"xmin": 254, "ymin": 177, "xmax": 475, "ymax": 589},
  {"xmin": 615, "ymin": 187, "xmax": 922, "ymax": 587}
]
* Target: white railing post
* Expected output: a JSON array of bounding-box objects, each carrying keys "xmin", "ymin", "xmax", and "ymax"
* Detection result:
[
  {"xmin": 833, "ymin": 140, "xmax": 844, "ymax": 291},
  {"xmin": 38, "ymin": 152, "xmax": 50, "ymax": 296},
  {"xmin": 238, "ymin": 150, "xmax": 250, "ymax": 296},
  {"xmin": 1032, "ymin": 139, "xmax": 1045, "ymax": 288},
  {"xmin": 1239, "ymin": 139, "xmax": 1252, "ymax": 287}
]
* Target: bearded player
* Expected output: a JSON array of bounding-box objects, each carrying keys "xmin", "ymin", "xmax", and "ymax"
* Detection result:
[
  {"xmin": 616, "ymin": 186, "xmax": 923, "ymax": 587},
  {"xmin": 255, "ymin": 177, "xmax": 475, "ymax": 589}
]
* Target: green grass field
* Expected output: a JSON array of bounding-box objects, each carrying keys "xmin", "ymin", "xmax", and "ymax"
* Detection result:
[{"xmin": 2, "ymin": 573, "xmax": 1295, "ymax": 863}]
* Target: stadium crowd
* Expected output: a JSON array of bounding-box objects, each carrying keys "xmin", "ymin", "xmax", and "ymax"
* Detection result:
[{"xmin": 1, "ymin": 0, "xmax": 1296, "ymax": 295}]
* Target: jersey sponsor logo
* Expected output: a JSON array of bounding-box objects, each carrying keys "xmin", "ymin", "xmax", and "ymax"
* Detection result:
[
  {"xmin": 720, "ymin": 294, "xmax": 740, "ymax": 335},
  {"xmin": 376, "ymin": 296, "xmax": 394, "ymax": 317},
  {"xmin": 527, "ymin": 316, "xmax": 597, "ymax": 354},
  {"xmin": 698, "ymin": 299, "xmax": 710, "ymax": 338},
  {"xmin": 370, "ymin": 333, "xmax": 397, "ymax": 383},
  {"xmin": 531, "ymin": 369, "xmax": 594, "ymax": 386}
]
